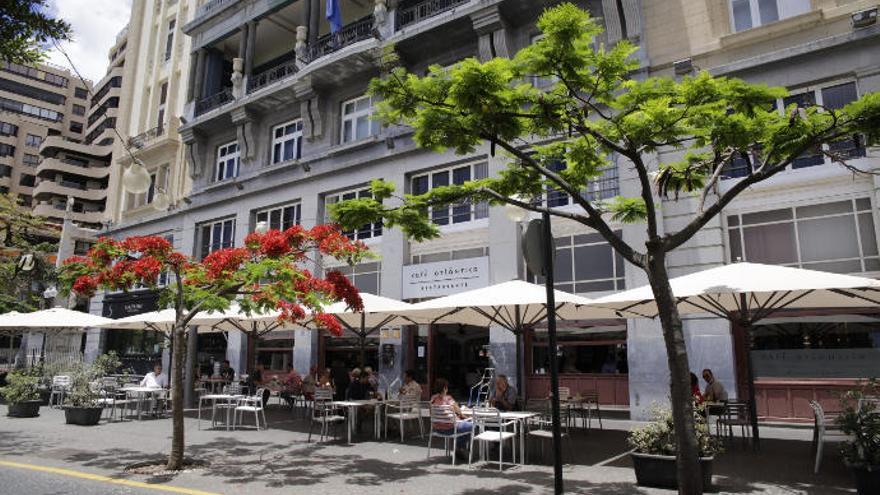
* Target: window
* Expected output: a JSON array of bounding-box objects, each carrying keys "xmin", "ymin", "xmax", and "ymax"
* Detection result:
[
  {"xmin": 198, "ymin": 218, "xmax": 236, "ymax": 259},
  {"xmin": 727, "ymin": 198, "xmax": 880, "ymax": 273},
  {"xmin": 325, "ymin": 187, "xmax": 382, "ymax": 240},
  {"xmin": 69, "ymin": 121, "xmax": 83, "ymax": 134},
  {"xmin": 0, "ymin": 97, "xmax": 61, "ymax": 122},
  {"xmin": 411, "ymin": 246, "xmax": 489, "ymax": 264},
  {"xmin": 333, "ymin": 262, "xmax": 382, "ymax": 294},
  {"xmin": 214, "ymin": 141, "xmax": 239, "ymax": 182},
  {"xmin": 18, "ymin": 174, "xmax": 35, "ymax": 187},
  {"xmin": 72, "ymin": 104, "xmax": 86, "ymax": 116},
  {"xmin": 529, "ymin": 231, "xmax": 627, "ymax": 293},
  {"xmin": 255, "ymin": 202, "xmax": 301, "ymax": 231},
  {"xmin": 1, "ymin": 62, "xmax": 68, "ymax": 87},
  {"xmin": 73, "ymin": 240, "xmax": 93, "ymax": 256},
  {"xmin": 340, "ymin": 95, "xmax": 378, "ymax": 143},
  {"xmin": 18, "ymin": 194, "xmax": 31, "ymax": 207},
  {"xmin": 0, "ymin": 143, "xmax": 14, "ymax": 157},
  {"xmin": 531, "ymin": 327, "xmax": 627, "ymax": 375},
  {"xmin": 157, "ymin": 82, "xmax": 168, "ymax": 133},
  {"xmin": 271, "ymin": 119, "xmax": 303, "ymax": 164},
  {"xmin": 0, "ymin": 165, "xmax": 11, "ymax": 177},
  {"xmin": 412, "ymin": 162, "xmax": 489, "ymax": 225},
  {"xmin": 25, "ymin": 134, "xmax": 42, "ymax": 148},
  {"xmin": 164, "ymin": 20, "xmax": 176, "ymax": 61},
  {"xmin": 74, "ymin": 87, "xmax": 88, "ymax": 99},
  {"xmin": 730, "ymin": 0, "xmax": 811, "ymax": 32},
  {"xmin": 22, "ymin": 154, "xmax": 39, "ymax": 166},
  {"xmin": 545, "ymin": 160, "xmax": 620, "ymax": 207},
  {"xmin": 0, "ymin": 121, "xmax": 17, "ymax": 136}
]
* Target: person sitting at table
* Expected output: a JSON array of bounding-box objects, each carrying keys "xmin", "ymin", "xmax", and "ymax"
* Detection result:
[
  {"xmin": 219, "ymin": 360, "xmax": 235, "ymax": 382},
  {"xmin": 346, "ymin": 372, "xmax": 374, "ymax": 433},
  {"xmin": 248, "ymin": 364, "xmax": 271, "ymax": 406},
  {"xmin": 301, "ymin": 365, "xmax": 317, "ymax": 401},
  {"xmin": 363, "ymin": 366, "xmax": 379, "ymax": 391},
  {"xmin": 489, "ymin": 374, "xmax": 519, "ymax": 411},
  {"xmin": 690, "ymin": 372, "xmax": 704, "ymax": 404},
  {"xmin": 430, "ymin": 378, "xmax": 473, "ymax": 459},
  {"xmin": 140, "ymin": 363, "xmax": 168, "ymax": 388},
  {"xmin": 399, "ymin": 369, "xmax": 422, "ymax": 400},
  {"xmin": 317, "ymin": 369, "xmax": 333, "ymax": 391},
  {"xmin": 702, "ymin": 368, "xmax": 728, "ymax": 402}
]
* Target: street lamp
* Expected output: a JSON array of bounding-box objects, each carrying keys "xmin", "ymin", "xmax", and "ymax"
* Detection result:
[
  {"xmin": 122, "ymin": 159, "xmax": 152, "ymax": 194},
  {"xmin": 152, "ymin": 189, "xmax": 170, "ymax": 211},
  {"xmin": 254, "ymin": 220, "xmax": 269, "ymax": 234}
]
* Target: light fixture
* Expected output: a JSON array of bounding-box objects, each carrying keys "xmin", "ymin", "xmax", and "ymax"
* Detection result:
[
  {"xmin": 255, "ymin": 220, "xmax": 269, "ymax": 234},
  {"xmin": 42, "ymin": 286, "xmax": 58, "ymax": 299},
  {"xmin": 122, "ymin": 160, "xmax": 151, "ymax": 194},
  {"xmin": 152, "ymin": 190, "xmax": 170, "ymax": 211},
  {"xmin": 504, "ymin": 195, "xmax": 527, "ymax": 223}
]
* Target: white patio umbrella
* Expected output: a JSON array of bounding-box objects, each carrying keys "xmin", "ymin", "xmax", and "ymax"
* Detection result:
[
  {"xmin": 585, "ymin": 262, "xmax": 880, "ymax": 447},
  {"xmin": 0, "ymin": 307, "xmax": 114, "ymax": 363},
  {"xmin": 98, "ymin": 308, "xmax": 179, "ymax": 333}
]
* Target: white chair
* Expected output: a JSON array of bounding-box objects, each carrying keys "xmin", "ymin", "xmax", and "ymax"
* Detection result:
[
  {"xmin": 385, "ymin": 396, "xmax": 424, "ymax": 442},
  {"xmin": 95, "ymin": 376, "xmax": 131, "ymax": 421},
  {"xmin": 234, "ymin": 388, "xmax": 268, "ymax": 430},
  {"xmin": 810, "ymin": 400, "xmax": 847, "ymax": 474},
  {"xmin": 211, "ymin": 383, "xmax": 243, "ymax": 429},
  {"xmin": 308, "ymin": 387, "xmax": 345, "ymax": 442},
  {"xmin": 469, "ymin": 408, "xmax": 518, "ymax": 471},
  {"xmin": 49, "ymin": 375, "xmax": 71, "ymax": 407},
  {"xmin": 427, "ymin": 405, "xmax": 471, "ymax": 466}
]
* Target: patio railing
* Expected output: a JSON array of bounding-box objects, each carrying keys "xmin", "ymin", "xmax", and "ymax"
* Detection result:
[
  {"xmin": 128, "ymin": 125, "xmax": 165, "ymax": 149},
  {"xmin": 307, "ymin": 15, "xmax": 375, "ymax": 63},
  {"xmin": 195, "ymin": 87, "xmax": 233, "ymax": 116},
  {"xmin": 396, "ymin": 0, "xmax": 470, "ymax": 29},
  {"xmin": 247, "ymin": 56, "xmax": 299, "ymax": 94}
]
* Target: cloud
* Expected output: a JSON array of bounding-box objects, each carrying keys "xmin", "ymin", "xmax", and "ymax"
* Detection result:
[{"xmin": 44, "ymin": 0, "xmax": 133, "ymax": 85}]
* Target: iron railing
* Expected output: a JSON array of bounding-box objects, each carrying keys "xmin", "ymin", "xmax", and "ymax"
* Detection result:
[
  {"xmin": 128, "ymin": 125, "xmax": 165, "ymax": 149},
  {"xmin": 396, "ymin": 0, "xmax": 469, "ymax": 29},
  {"xmin": 247, "ymin": 56, "xmax": 299, "ymax": 94},
  {"xmin": 307, "ymin": 15, "xmax": 375, "ymax": 63},
  {"xmin": 195, "ymin": 87, "xmax": 233, "ymax": 116}
]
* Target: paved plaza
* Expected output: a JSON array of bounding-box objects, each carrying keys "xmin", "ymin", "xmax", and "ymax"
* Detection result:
[{"xmin": 0, "ymin": 405, "xmax": 855, "ymax": 494}]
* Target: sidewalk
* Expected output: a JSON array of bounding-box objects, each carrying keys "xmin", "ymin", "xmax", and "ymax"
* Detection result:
[{"xmin": 0, "ymin": 406, "xmax": 855, "ymax": 494}]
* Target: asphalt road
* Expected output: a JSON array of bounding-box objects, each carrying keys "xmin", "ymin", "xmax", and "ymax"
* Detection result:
[{"xmin": 2, "ymin": 466, "xmax": 161, "ymax": 495}]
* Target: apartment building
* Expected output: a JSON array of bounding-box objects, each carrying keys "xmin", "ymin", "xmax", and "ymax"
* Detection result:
[
  {"xmin": 0, "ymin": 61, "xmax": 90, "ymax": 219},
  {"xmin": 91, "ymin": 0, "xmax": 880, "ymax": 420}
]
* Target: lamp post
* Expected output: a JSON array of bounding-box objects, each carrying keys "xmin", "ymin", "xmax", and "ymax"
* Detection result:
[
  {"xmin": 506, "ymin": 200, "xmax": 564, "ymax": 495},
  {"xmin": 122, "ymin": 159, "xmax": 152, "ymax": 194}
]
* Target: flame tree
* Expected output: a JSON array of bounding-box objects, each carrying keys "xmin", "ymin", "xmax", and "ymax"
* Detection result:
[{"xmin": 59, "ymin": 225, "xmax": 368, "ymax": 470}]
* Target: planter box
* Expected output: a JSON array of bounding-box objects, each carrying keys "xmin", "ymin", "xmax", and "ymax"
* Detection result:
[
  {"xmin": 631, "ymin": 452, "xmax": 714, "ymax": 490},
  {"xmin": 64, "ymin": 406, "xmax": 103, "ymax": 426},
  {"xmin": 849, "ymin": 464, "xmax": 880, "ymax": 495},
  {"xmin": 7, "ymin": 400, "xmax": 41, "ymax": 418}
]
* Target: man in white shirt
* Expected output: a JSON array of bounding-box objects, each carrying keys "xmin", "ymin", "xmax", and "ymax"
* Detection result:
[{"xmin": 141, "ymin": 364, "xmax": 169, "ymax": 388}]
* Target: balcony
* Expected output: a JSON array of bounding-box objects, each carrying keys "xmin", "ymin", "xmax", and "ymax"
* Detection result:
[
  {"xmin": 33, "ymin": 181, "xmax": 107, "ymax": 202},
  {"xmin": 247, "ymin": 56, "xmax": 299, "ymax": 94},
  {"xmin": 36, "ymin": 157, "xmax": 109, "ymax": 179},
  {"xmin": 129, "ymin": 126, "xmax": 166, "ymax": 149},
  {"xmin": 40, "ymin": 135, "xmax": 112, "ymax": 159},
  {"xmin": 33, "ymin": 202, "xmax": 104, "ymax": 224},
  {"xmin": 195, "ymin": 87, "xmax": 233, "ymax": 116},
  {"xmin": 395, "ymin": 0, "xmax": 470, "ymax": 30},
  {"xmin": 307, "ymin": 15, "xmax": 375, "ymax": 63}
]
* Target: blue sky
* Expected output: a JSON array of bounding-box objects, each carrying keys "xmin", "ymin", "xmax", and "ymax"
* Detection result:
[{"xmin": 44, "ymin": 0, "xmax": 133, "ymax": 84}]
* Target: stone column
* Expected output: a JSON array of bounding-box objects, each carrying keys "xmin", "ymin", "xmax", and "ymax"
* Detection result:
[
  {"xmin": 293, "ymin": 328, "xmax": 319, "ymax": 377},
  {"xmin": 245, "ymin": 21, "xmax": 257, "ymax": 78},
  {"xmin": 184, "ymin": 326, "xmax": 198, "ymax": 408},
  {"xmin": 226, "ymin": 331, "xmax": 248, "ymax": 376},
  {"xmin": 186, "ymin": 50, "xmax": 200, "ymax": 102},
  {"xmin": 470, "ymin": 5, "xmax": 510, "ymax": 61},
  {"xmin": 309, "ymin": 0, "xmax": 320, "ymax": 45},
  {"xmin": 295, "ymin": 26, "xmax": 308, "ymax": 64},
  {"xmin": 83, "ymin": 328, "xmax": 107, "ymax": 363},
  {"xmin": 193, "ymin": 49, "xmax": 207, "ymax": 102},
  {"xmin": 378, "ymin": 167, "xmax": 409, "ymax": 396}
]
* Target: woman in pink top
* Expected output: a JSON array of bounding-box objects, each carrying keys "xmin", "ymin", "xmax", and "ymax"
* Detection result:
[{"xmin": 430, "ymin": 378, "xmax": 473, "ymax": 455}]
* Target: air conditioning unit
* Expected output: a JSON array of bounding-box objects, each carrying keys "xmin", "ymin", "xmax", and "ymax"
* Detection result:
[{"xmin": 851, "ymin": 7, "xmax": 878, "ymax": 29}]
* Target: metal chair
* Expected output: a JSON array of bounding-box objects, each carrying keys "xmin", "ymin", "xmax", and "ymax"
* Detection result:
[
  {"xmin": 810, "ymin": 400, "xmax": 847, "ymax": 474},
  {"xmin": 469, "ymin": 408, "xmax": 518, "ymax": 471},
  {"xmin": 716, "ymin": 400, "xmax": 751, "ymax": 447},
  {"xmin": 308, "ymin": 387, "xmax": 345, "ymax": 442},
  {"xmin": 575, "ymin": 391, "xmax": 603, "ymax": 430},
  {"xmin": 48, "ymin": 375, "xmax": 71, "ymax": 408},
  {"xmin": 234, "ymin": 387, "xmax": 268, "ymax": 430},
  {"xmin": 385, "ymin": 396, "xmax": 424, "ymax": 442},
  {"xmin": 211, "ymin": 383, "xmax": 243, "ymax": 429},
  {"xmin": 527, "ymin": 407, "xmax": 574, "ymax": 464},
  {"xmin": 95, "ymin": 376, "xmax": 131, "ymax": 421},
  {"xmin": 427, "ymin": 405, "xmax": 471, "ymax": 466}
]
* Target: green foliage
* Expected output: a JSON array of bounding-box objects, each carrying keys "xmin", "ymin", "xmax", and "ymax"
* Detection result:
[
  {"xmin": 64, "ymin": 352, "xmax": 121, "ymax": 408},
  {"xmin": 0, "ymin": 0, "xmax": 72, "ymax": 65},
  {"xmin": 628, "ymin": 403, "xmax": 722, "ymax": 457},
  {"xmin": 0, "ymin": 370, "xmax": 40, "ymax": 403},
  {"xmin": 837, "ymin": 380, "xmax": 880, "ymax": 468}
]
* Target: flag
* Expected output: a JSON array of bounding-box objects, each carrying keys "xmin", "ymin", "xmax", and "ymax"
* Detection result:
[{"xmin": 327, "ymin": 0, "xmax": 342, "ymax": 34}]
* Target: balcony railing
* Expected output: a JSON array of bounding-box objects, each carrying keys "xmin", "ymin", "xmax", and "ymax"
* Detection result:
[
  {"xmin": 247, "ymin": 56, "xmax": 299, "ymax": 94},
  {"xmin": 396, "ymin": 0, "xmax": 469, "ymax": 29},
  {"xmin": 129, "ymin": 126, "xmax": 166, "ymax": 149},
  {"xmin": 194, "ymin": 0, "xmax": 235, "ymax": 21},
  {"xmin": 195, "ymin": 87, "xmax": 233, "ymax": 116},
  {"xmin": 307, "ymin": 15, "xmax": 375, "ymax": 63}
]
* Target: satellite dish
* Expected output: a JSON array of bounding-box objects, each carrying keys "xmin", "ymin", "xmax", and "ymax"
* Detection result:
[{"xmin": 522, "ymin": 218, "xmax": 553, "ymax": 277}]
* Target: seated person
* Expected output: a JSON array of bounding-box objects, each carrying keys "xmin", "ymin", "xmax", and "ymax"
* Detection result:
[
  {"xmin": 346, "ymin": 373, "xmax": 374, "ymax": 433},
  {"xmin": 279, "ymin": 366, "xmax": 302, "ymax": 408},
  {"xmin": 364, "ymin": 366, "xmax": 379, "ymax": 392},
  {"xmin": 140, "ymin": 363, "xmax": 168, "ymax": 388},
  {"xmin": 702, "ymin": 368, "xmax": 728, "ymax": 403},
  {"xmin": 399, "ymin": 369, "xmax": 422, "ymax": 400},
  {"xmin": 489, "ymin": 374, "xmax": 519, "ymax": 411},
  {"xmin": 430, "ymin": 378, "xmax": 473, "ymax": 458},
  {"xmin": 248, "ymin": 364, "xmax": 271, "ymax": 406},
  {"xmin": 690, "ymin": 372, "xmax": 704, "ymax": 404},
  {"xmin": 219, "ymin": 360, "xmax": 235, "ymax": 381}
]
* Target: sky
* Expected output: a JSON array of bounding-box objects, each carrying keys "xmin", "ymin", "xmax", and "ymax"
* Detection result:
[{"xmin": 44, "ymin": 0, "xmax": 133, "ymax": 85}]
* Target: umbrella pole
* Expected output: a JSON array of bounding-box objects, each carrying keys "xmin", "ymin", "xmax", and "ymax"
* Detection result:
[
  {"xmin": 541, "ymin": 211, "xmax": 564, "ymax": 495},
  {"xmin": 743, "ymin": 322, "xmax": 760, "ymax": 451},
  {"xmin": 514, "ymin": 305, "xmax": 523, "ymax": 402}
]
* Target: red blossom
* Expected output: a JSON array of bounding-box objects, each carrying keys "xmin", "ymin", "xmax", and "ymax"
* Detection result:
[
  {"xmin": 132, "ymin": 257, "xmax": 163, "ymax": 282},
  {"xmin": 258, "ymin": 230, "xmax": 291, "ymax": 257},
  {"xmin": 62, "ymin": 255, "xmax": 90, "ymax": 266},
  {"xmin": 202, "ymin": 248, "xmax": 249, "ymax": 279},
  {"xmin": 122, "ymin": 236, "xmax": 172, "ymax": 258},
  {"xmin": 72, "ymin": 275, "xmax": 98, "ymax": 297},
  {"xmin": 326, "ymin": 270, "xmax": 363, "ymax": 312},
  {"xmin": 276, "ymin": 300, "xmax": 306, "ymax": 321},
  {"xmin": 313, "ymin": 312, "xmax": 343, "ymax": 336}
]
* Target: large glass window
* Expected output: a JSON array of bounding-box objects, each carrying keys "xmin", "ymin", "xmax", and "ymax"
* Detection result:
[
  {"xmin": 545, "ymin": 160, "xmax": 620, "ymax": 207},
  {"xmin": 729, "ymin": 0, "xmax": 811, "ymax": 32},
  {"xmin": 198, "ymin": 218, "xmax": 235, "ymax": 259},
  {"xmin": 164, "ymin": 19, "xmax": 176, "ymax": 62},
  {"xmin": 531, "ymin": 327, "xmax": 627, "ymax": 375},
  {"xmin": 271, "ymin": 119, "xmax": 303, "ymax": 164},
  {"xmin": 25, "ymin": 134, "xmax": 42, "ymax": 148},
  {"xmin": 214, "ymin": 141, "xmax": 239, "ymax": 182},
  {"xmin": 727, "ymin": 198, "xmax": 880, "ymax": 273},
  {"xmin": 340, "ymin": 94, "xmax": 378, "ymax": 143},
  {"xmin": 255, "ymin": 202, "xmax": 301, "ymax": 231},
  {"xmin": 529, "ymin": 231, "xmax": 626, "ymax": 293},
  {"xmin": 412, "ymin": 162, "xmax": 489, "ymax": 226},
  {"xmin": 0, "ymin": 121, "xmax": 18, "ymax": 136},
  {"xmin": 331, "ymin": 262, "xmax": 382, "ymax": 295},
  {"xmin": 325, "ymin": 187, "xmax": 382, "ymax": 240}
]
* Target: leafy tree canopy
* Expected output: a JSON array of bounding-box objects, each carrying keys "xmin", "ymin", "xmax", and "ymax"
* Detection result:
[{"xmin": 0, "ymin": 0, "xmax": 72, "ymax": 65}]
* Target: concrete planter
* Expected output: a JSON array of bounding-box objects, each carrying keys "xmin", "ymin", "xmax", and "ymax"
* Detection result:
[
  {"xmin": 631, "ymin": 452, "xmax": 714, "ymax": 490},
  {"xmin": 64, "ymin": 406, "xmax": 103, "ymax": 426},
  {"xmin": 7, "ymin": 400, "xmax": 41, "ymax": 418},
  {"xmin": 849, "ymin": 464, "xmax": 880, "ymax": 495}
]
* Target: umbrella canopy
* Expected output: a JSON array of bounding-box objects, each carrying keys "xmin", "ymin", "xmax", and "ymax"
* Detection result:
[
  {"xmin": 98, "ymin": 308, "xmax": 179, "ymax": 333},
  {"xmin": 302, "ymin": 292, "xmax": 416, "ymax": 329},
  {"xmin": 587, "ymin": 262, "xmax": 880, "ymax": 319},
  {"xmin": 192, "ymin": 304, "xmax": 283, "ymax": 333},
  {"xmin": 0, "ymin": 307, "xmax": 113, "ymax": 329}
]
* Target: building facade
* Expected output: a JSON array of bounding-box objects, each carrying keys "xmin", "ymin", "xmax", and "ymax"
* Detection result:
[{"xmin": 90, "ymin": 0, "xmax": 880, "ymax": 420}]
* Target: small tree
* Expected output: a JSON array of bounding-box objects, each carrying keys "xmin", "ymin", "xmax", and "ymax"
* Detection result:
[
  {"xmin": 332, "ymin": 4, "xmax": 880, "ymax": 493},
  {"xmin": 60, "ymin": 225, "xmax": 368, "ymax": 470},
  {"xmin": 0, "ymin": 0, "xmax": 71, "ymax": 65}
]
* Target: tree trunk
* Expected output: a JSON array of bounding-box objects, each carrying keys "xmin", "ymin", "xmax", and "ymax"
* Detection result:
[
  {"xmin": 645, "ymin": 250, "xmax": 702, "ymax": 495},
  {"xmin": 166, "ymin": 323, "xmax": 187, "ymax": 470}
]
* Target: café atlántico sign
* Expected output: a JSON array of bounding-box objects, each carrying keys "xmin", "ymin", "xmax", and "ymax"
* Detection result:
[{"xmin": 402, "ymin": 257, "xmax": 490, "ymax": 299}]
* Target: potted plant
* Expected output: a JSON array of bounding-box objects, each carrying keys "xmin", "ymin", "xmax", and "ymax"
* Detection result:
[
  {"xmin": 628, "ymin": 403, "xmax": 722, "ymax": 490},
  {"xmin": 837, "ymin": 381, "xmax": 880, "ymax": 495},
  {"xmin": 1, "ymin": 370, "xmax": 42, "ymax": 418},
  {"xmin": 63, "ymin": 352, "xmax": 121, "ymax": 426}
]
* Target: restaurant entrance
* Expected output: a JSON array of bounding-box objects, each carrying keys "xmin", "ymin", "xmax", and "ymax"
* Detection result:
[{"xmin": 412, "ymin": 324, "xmax": 490, "ymax": 402}]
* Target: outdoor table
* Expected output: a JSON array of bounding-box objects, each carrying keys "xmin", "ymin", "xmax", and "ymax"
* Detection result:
[
  {"xmin": 461, "ymin": 408, "xmax": 539, "ymax": 465},
  {"xmin": 330, "ymin": 399, "xmax": 383, "ymax": 444},
  {"xmin": 200, "ymin": 377, "xmax": 230, "ymax": 394},
  {"xmin": 120, "ymin": 386, "xmax": 165, "ymax": 420},
  {"xmin": 198, "ymin": 393, "xmax": 243, "ymax": 430}
]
